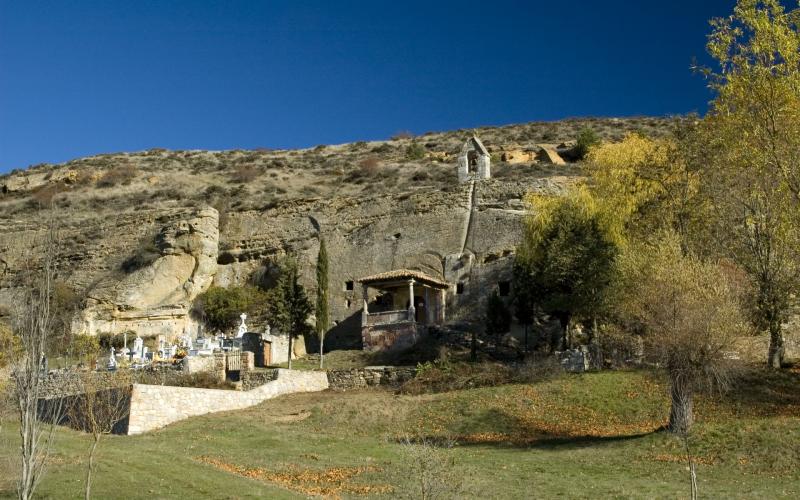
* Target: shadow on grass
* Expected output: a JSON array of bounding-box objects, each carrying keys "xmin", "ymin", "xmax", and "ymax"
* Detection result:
[
  {"xmin": 713, "ymin": 363, "xmax": 800, "ymax": 416},
  {"xmin": 400, "ymin": 427, "xmax": 663, "ymax": 451},
  {"xmin": 401, "ymin": 405, "xmax": 664, "ymax": 451}
]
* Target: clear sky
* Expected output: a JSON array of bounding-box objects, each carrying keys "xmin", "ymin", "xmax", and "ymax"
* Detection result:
[{"xmin": 0, "ymin": 0, "xmax": 738, "ymax": 173}]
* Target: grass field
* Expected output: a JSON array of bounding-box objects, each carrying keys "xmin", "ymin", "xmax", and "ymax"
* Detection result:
[{"xmin": 1, "ymin": 367, "xmax": 798, "ymax": 499}]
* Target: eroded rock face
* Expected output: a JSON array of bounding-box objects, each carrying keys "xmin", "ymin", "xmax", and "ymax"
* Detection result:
[{"xmin": 75, "ymin": 207, "xmax": 219, "ymax": 338}]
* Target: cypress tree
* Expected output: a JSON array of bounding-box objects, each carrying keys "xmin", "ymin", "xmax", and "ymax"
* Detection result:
[
  {"xmin": 266, "ymin": 257, "xmax": 312, "ymax": 369},
  {"xmin": 315, "ymin": 239, "xmax": 330, "ymax": 368}
]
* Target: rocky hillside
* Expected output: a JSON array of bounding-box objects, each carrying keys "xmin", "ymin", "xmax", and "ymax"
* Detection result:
[{"xmin": 0, "ymin": 117, "xmax": 677, "ymax": 347}]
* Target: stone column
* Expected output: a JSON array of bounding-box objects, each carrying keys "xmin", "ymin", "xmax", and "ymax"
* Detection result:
[
  {"xmin": 408, "ymin": 280, "xmax": 416, "ymax": 322},
  {"xmin": 361, "ymin": 284, "xmax": 369, "ymax": 327},
  {"xmin": 439, "ymin": 288, "xmax": 447, "ymax": 323},
  {"xmin": 424, "ymin": 287, "xmax": 431, "ymax": 325}
]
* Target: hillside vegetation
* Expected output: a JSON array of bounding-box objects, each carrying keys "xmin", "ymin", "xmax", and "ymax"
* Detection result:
[{"xmin": 0, "ymin": 117, "xmax": 675, "ymax": 218}]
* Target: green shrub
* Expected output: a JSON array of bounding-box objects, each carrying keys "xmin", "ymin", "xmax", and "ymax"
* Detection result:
[
  {"xmin": 97, "ymin": 331, "xmax": 136, "ymax": 350},
  {"xmin": 195, "ymin": 286, "xmax": 268, "ymax": 331},
  {"xmin": 485, "ymin": 290, "xmax": 511, "ymax": 336},
  {"xmin": 405, "ymin": 142, "xmax": 427, "ymax": 161},
  {"xmin": 575, "ymin": 127, "xmax": 600, "ymax": 160}
]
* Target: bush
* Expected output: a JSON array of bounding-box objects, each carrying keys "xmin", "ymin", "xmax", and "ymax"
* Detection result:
[
  {"xmin": 70, "ymin": 335, "xmax": 100, "ymax": 359},
  {"xmin": 97, "ymin": 331, "xmax": 136, "ymax": 350},
  {"xmin": 134, "ymin": 369, "xmax": 236, "ymax": 390},
  {"xmin": 575, "ymin": 127, "xmax": 600, "ymax": 160},
  {"xmin": 0, "ymin": 321, "xmax": 19, "ymax": 368},
  {"xmin": 400, "ymin": 358, "xmax": 562, "ymax": 395},
  {"xmin": 230, "ymin": 164, "xmax": 261, "ymax": 184},
  {"xmin": 485, "ymin": 290, "xmax": 511, "ymax": 337},
  {"xmin": 195, "ymin": 286, "xmax": 268, "ymax": 331},
  {"xmin": 31, "ymin": 184, "xmax": 60, "ymax": 205},
  {"xmin": 97, "ymin": 165, "xmax": 137, "ymax": 187},
  {"xmin": 358, "ymin": 157, "xmax": 380, "ymax": 176},
  {"xmin": 411, "ymin": 170, "xmax": 430, "ymax": 182},
  {"xmin": 405, "ymin": 142, "xmax": 427, "ymax": 161}
]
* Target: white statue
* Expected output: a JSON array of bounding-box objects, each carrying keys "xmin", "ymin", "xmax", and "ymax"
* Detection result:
[
  {"xmin": 237, "ymin": 313, "xmax": 248, "ymax": 338},
  {"xmin": 264, "ymin": 324, "xmax": 271, "ymax": 336}
]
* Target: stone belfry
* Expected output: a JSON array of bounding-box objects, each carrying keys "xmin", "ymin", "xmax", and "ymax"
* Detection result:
[{"xmin": 457, "ymin": 135, "xmax": 491, "ymax": 183}]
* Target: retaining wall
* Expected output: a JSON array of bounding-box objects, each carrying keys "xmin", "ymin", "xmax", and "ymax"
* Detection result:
[
  {"xmin": 126, "ymin": 369, "xmax": 328, "ymax": 434},
  {"xmin": 327, "ymin": 366, "xmax": 417, "ymax": 390}
]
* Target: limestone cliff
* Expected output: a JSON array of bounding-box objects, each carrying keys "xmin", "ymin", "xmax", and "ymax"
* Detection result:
[{"xmin": 74, "ymin": 207, "xmax": 219, "ymax": 337}]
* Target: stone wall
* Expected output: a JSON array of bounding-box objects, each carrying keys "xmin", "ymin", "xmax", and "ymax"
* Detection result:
[
  {"xmin": 241, "ymin": 369, "xmax": 279, "ymax": 391},
  {"xmin": 126, "ymin": 368, "xmax": 329, "ymax": 434},
  {"xmin": 361, "ymin": 322, "xmax": 419, "ymax": 352},
  {"xmin": 327, "ymin": 366, "xmax": 416, "ymax": 391},
  {"xmin": 37, "ymin": 370, "xmax": 132, "ymax": 398}
]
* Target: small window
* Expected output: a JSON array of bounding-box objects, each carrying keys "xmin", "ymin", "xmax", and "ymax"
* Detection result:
[
  {"xmin": 345, "ymin": 299, "xmax": 352, "ymax": 308},
  {"xmin": 344, "ymin": 280, "xmax": 354, "ymax": 291},
  {"xmin": 498, "ymin": 281, "xmax": 511, "ymax": 297},
  {"xmin": 456, "ymin": 283, "xmax": 464, "ymax": 295}
]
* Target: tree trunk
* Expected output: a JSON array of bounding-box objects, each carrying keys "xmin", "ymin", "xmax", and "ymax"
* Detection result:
[
  {"xmin": 319, "ymin": 332, "xmax": 324, "ymax": 369},
  {"xmin": 767, "ymin": 319, "xmax": 784, "ymax": 369},
  {"xmin": 85, "ymin": 435, "xmax": 100, "ymax": 500},
  {"xmin": 668, "ymin": 376, "xmax": 694, "ymax": 433},
  {"xmin": 683, "ymin": 434, "xmax": 698, "ymax": 500}
]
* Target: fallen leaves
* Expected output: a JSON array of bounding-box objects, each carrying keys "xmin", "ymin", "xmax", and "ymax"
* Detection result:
[
  {"xmin": 194, "ymin": 456, "xmax": 393, "ymax": 499},
  {"xmin": 650, "ymin": 453, "xmax": 718, "ymax": 465}
]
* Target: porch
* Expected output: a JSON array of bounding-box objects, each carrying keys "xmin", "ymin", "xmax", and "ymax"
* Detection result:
[{"xmin": 358, "ymin": 269, "xmax": 450, "ymax": 351}]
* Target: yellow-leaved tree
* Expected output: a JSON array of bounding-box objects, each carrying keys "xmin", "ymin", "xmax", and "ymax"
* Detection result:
[
  {"xmin": 586, "ymin": 130, "xmax": 706, "ymax": 254},
  {"xmin": 701, "ymin": 0, "xmax": 800, "ymax": 368}
]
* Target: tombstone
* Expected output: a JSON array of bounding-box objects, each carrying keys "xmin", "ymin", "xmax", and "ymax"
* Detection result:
[
  {"xmin": 169, "ymin": 345, "xmax": 177, "ymax": 357},
  {"xmin": 236, "ymin": 313, "xmax": 248, "ymax": 338},
  {"xmin": 107, "ymin": 347, "xmax": 117, "ymax": 371},
  {"xmin": 133, "ymin": 336, "xmax": 144, "ymax": 359}
]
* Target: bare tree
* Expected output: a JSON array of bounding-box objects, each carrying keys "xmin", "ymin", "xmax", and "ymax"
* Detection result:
[
  {"xmin": 67, "ymin": 372, "xmax": 132, "ymax": 500},
  {"xmin": 11, "ymin": 222, "xmax": 67, "ymax": 500},
  {"xmin": 399, "ymin": 436, "xmax": 463, "ymax": 500},
  {"xmin": 616, "ymin": 236, "xmax": 746, "ymax": 432}
]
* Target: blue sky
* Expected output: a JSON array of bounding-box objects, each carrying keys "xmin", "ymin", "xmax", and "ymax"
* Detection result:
[{"xmin": 0, "ymin": 0, "xmax": 738, "ymax": 172}]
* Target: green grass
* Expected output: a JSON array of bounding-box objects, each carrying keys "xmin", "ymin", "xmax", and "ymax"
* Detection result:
[{"xmin": 1, "ymin": 367, "xmax": 798, "ymax": 498}]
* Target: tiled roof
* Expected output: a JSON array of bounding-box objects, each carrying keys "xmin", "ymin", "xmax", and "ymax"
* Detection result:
[{"xmin": 358, "ymin": 269, "xmax": 450, "ymax": 289}]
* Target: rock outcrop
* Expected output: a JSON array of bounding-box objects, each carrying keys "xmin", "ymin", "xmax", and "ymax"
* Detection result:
[{"xmin": 74, "ymin": 207, "xmax": 219, "ymax": 338}]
